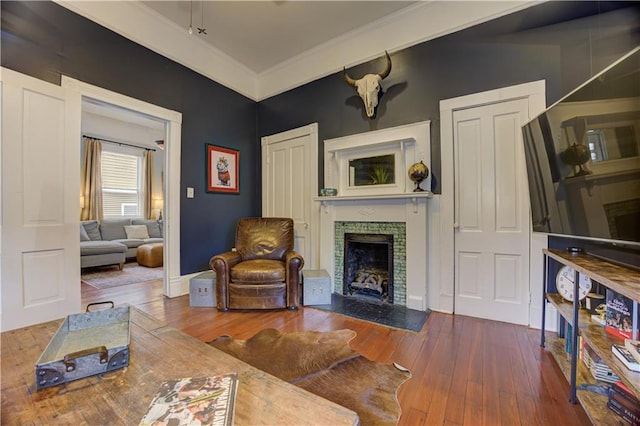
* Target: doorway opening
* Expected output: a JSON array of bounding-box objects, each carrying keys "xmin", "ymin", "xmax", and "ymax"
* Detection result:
[{"xmin": 63, "ymin": 75, "xmax": 182, "ymax": 298}]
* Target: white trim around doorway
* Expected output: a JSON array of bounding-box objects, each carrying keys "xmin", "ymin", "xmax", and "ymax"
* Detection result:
[{"xmin": 61, "ymin": 76, "xmax": 184, "ymax": 297}]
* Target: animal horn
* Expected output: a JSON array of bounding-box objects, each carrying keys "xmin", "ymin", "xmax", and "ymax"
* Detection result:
[
  {"xmin": 343, "ymin": 67, "xmax": 357, "ymax": 87},
  {"xmin": 378, "ymin": 51, "xmax": 392, "ymax": 80}
]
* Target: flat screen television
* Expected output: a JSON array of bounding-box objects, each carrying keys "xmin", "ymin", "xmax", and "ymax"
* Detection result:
[{"xmin": 522, "ymin": 47, "xmax": 640, "ymax": 268}]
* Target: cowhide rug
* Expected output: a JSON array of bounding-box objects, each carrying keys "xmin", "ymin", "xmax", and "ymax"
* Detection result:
[{"xmin": 208, "ymin": 328, "xmax": 411, "ymax": 426}]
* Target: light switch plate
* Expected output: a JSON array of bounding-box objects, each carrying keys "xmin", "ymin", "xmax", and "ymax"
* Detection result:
[{"xmin": 187, "ymin": 187, "xmax": 194, "ymax": 198}]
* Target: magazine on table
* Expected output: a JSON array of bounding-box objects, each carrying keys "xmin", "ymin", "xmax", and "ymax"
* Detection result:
[{"xmin": 139, "ymin": 373, "xmax": 238, "ymax": 426}]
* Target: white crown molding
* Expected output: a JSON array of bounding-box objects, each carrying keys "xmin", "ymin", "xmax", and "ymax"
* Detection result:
[
  {"xmin": 55, "ymin": 0, "xmax": 259, "ymax": 100},
  {"xmin": 55, "ymin": 1, "xmax": 536, "ymax": 102},
  {"xmin": 257, "ymin": 1, "xmax": 537, "ymax": 100}
]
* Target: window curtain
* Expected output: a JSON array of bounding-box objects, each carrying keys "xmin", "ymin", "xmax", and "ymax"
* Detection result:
[
  {"xmin": 143, "ymin": 149, "xmax": 154, "ymax": 219},
  {"xmin": 80, "ymin": 138, "xmax": 103, "ymax": 220}
]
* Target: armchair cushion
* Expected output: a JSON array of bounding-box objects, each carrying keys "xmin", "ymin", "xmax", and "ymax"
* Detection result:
[
  {"xmin": 235, "ymin": 217, "xmax": 293, "ymax": 260},
  {"xmin": 231, "ymin": 259, "xmax": 285, "ymax": 284}
]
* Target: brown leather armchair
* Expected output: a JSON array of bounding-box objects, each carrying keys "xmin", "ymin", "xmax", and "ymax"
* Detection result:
[{"xmin": 210, "ymin": 217, "xmax": 304, "ymax": 311}]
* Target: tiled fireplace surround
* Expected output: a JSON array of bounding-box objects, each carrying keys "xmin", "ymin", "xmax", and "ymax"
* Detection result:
[
  {"xmin": 317, "ymin": 121, "xmax": 432, "ymax": 311},
  {"xmin": 335, "ymin": 221, "xmax": 406, "ymax": 304}
]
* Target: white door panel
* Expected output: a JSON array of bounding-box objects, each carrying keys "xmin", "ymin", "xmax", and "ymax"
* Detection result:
[
  {"xmin": 454, "ymin": 98, "xmax": 530, "ymax": 325},
  {"xmin": 262, "ymin": 124, "xmax": 318, "ymax": 269},
  {"xmin": 1, "ymin": 68, "xmax": 81, "ymax": 331},
  {"xmin": 458, "ymin": 252, "xmax": 482, "ymax": 298},
  {"xmin": 457, "ymin": 118, "xmax": 482, "ymax": 230}
]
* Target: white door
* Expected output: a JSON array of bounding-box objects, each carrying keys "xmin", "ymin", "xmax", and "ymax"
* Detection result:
[
  {"xmin": 1, "ymin": 68, "xmax": 82, "ymax": 331},
  {"xmin": 262, "ymin": 124, "xmax": 318, "ymax": 269},
  {"xmin": 453, "ymin": 98, "xmax": 531, "ymax": 325}
]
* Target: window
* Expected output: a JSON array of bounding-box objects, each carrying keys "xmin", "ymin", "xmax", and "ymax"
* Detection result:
[{"xmin": 101, "ymin": 148, "xmax": 143, "ymax": 218}]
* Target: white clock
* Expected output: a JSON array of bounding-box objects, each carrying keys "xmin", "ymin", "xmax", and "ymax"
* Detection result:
[{"xmin": 556, "ymin": 265, "xmax": 592, "ymax": 302}]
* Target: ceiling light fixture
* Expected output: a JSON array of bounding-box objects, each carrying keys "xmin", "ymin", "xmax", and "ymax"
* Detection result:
[
  {"xmin": 197, "ymin": 1, "xmax": 207, "ymax": 35},
  {"xmin": 188, "ymin": 1, "xmax": 193, "ymax": 34}
]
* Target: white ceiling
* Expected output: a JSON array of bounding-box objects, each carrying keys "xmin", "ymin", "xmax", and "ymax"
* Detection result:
[
  {"xmin": 142, "ymin": 1, "xmax": 417, "ymax": 74},
  {"xmin": 57, "ymin": 1, "xmax": 535, "ymax": 100}
]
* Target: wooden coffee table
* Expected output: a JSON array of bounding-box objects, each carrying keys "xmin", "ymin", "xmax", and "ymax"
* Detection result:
[{"xmin": 1, "ymin": 306, "xmax": 359, "ymax": 425}]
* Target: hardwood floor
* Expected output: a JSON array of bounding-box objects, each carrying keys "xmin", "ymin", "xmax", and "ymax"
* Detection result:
[{"xmin": 82, "ymin": 280, "xmax": 591, "ymax": 425}]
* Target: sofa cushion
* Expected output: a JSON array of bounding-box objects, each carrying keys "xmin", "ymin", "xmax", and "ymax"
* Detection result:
[
  {"xmin": 100, "ymin": 218, "xmax": 131, "ymax": 240},
  {"xmin": 125, "ymin": 225, "xmax": 149, "ymax": 239},
  {"xmin": 144, "ymin": 238, "xmax": 164, "ymax": 244},
  {"xmin": 132, "ymin": 219, "xmax": 162, "ymax": 238},
  {"xmin": 80, "ymin": 240, "xmax": 127, "ymax": 256},
  {"xmin": 80, "ymin": 223, "xmax": 90, "ymax": 242},
  {"xmin": 82, "ymin": 220, "xmax": 102, "ymax": 241},
  {"xmin": 114, "ymin": 239, "xmax": 145, "ymax": 249}
]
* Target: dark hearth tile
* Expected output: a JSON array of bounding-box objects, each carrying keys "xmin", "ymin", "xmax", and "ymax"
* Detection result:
[{"xmin": 310, "ymin": 293, "xmax": 429, "ymax": 332}]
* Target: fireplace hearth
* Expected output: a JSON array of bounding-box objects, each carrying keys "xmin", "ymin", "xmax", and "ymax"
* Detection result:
[{"xmin": 343, "ymin": 233, "xmax": 393, "ymax": 303}]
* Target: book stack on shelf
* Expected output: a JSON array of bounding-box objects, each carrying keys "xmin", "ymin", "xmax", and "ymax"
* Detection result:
[
  {"xmin": 563, "ymin": 323, "xmax": 582, "ymax": 356},
  {"xmin": 608, "ymin": 381, "xmax": 640, "ymax": 425},
  {"xmin": 626, "ymin": 339, "xmax": 640, "ymax": 361},
  {"xmin": 583, "ymin": 344, "xmax": 621, "ymax": 383},
  {"xmin": 613, "ymin": 344, "xmax": 640, "ymax": 373},
  {"xmin": 606, "ymin": 289, "xmax": 640, "ymax": 340}
]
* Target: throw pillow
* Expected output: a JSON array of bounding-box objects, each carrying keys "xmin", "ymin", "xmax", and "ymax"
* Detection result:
[
  {"xmin": 124, "ymin": 225, "xmax": 150, "ymax": 239},
  {"xmin": 80, "ymin": 223, "xmax": 90, "ymax": 241},
  {"xmin": 82, "ymin": 220, "xmax": 102, "ymax": 241},
  {"xmin": 132, "ymin": 219, "xmax": 162, "ymax": 238}
]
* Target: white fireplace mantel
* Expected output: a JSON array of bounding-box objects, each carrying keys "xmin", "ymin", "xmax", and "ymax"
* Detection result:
[
  {"xmin": 318, "ymin": 121, "xmax": 432, "ymax": 311},
  {"xmin": 315, "ymin": 192, "xmax": 433, "ymax": 214},
  {"xmin": 314, "ymin": 192, "xmax": 433, "ymax": 202}
]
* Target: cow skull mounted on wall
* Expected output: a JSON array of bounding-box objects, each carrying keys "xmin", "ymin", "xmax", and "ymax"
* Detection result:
[{"xmin": 343, "ymin": 51, "xmax": 392, "ymax": 119}]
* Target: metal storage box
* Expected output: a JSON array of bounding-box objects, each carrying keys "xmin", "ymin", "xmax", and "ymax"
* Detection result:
[
  {"xmin": 35, "ymin": 303, "xmax": 130, "ymax": 390},
  {"xmin": 190, "ymin": 271, "xmax": 216, "ymax": 307},
  {"xmin": 303, "ymin": 269, "xmax": 332, "ymax": 305}
]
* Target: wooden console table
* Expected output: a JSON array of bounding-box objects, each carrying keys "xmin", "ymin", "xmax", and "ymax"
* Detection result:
[{"xmin": 1, "ymin": 306, "xmax": 359, "ymax": 425}]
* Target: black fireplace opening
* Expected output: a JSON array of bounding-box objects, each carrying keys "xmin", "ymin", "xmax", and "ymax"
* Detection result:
[{"xmin": 343, "ymin": 233, "xmax": 394, "ymax": 303}]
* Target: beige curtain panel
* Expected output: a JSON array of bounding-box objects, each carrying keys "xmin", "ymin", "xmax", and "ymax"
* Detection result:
[
  {"xmin": 80, "ymin": 138, "xmax": 103, "ymax": 221},
  {"xmin": 143, "ymin": 149, "xmax": 154, "ymax": 219}
]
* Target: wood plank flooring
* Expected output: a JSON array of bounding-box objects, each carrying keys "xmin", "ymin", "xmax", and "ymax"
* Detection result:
[{"xmin": 82, "ymin": 280, "xmax": 591, "ymax": 425}]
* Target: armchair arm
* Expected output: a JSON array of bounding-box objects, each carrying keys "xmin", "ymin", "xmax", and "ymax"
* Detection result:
[
  {"xmin": 210, "ymin": 251, "xmax": 243, "ymax": 311},
  {"xmin": 285, "ymin": 251, "xmax": 304, "ymax": 309}
]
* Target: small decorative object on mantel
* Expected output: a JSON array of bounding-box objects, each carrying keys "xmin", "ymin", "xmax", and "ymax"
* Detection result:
[
  {"xmin": 408, "ymin": 161, "xmax": 429, "ymax": 192},
  {"xmin": 320, "ymin": 188, "xmax": 338, "ymax": 197}
]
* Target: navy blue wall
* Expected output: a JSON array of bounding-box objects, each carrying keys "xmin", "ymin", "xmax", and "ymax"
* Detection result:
[
  {"xmin": 258, "ymin": 1, "xmax": 640, "ymax": 194},
  {"xmin": 2, "ymin": 1, "xmax": 639, "ymax": 275},
  {"xmin": 1, "ymin": 1, "xmax": 259, "ymax": 274}
]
